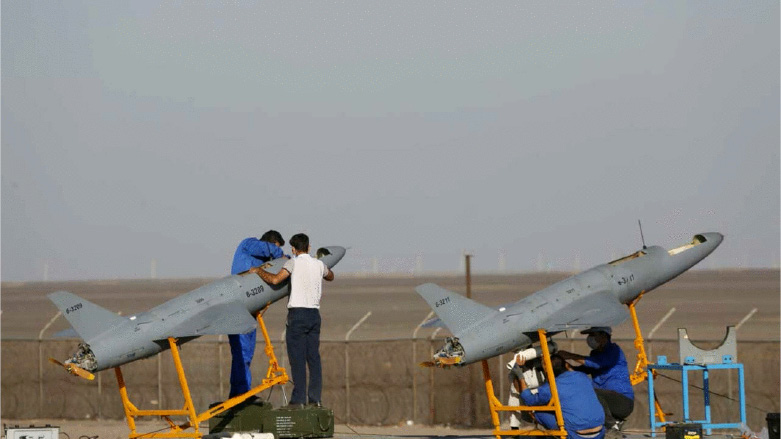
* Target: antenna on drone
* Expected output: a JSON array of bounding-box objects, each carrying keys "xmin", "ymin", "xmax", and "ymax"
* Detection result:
[{"xmin": 638, "ymin": 220, "xmax": 647, "ymax": 250}]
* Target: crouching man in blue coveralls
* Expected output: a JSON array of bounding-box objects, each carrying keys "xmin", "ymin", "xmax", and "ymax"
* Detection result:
[
  {"xmin": 519, "ymin": 353, "xmax": 605, "ymax": 439},
  {"xmin": 558, "ymin": 326, "xmax": 634, "ymax": 437},
  {"xmin": 228, "ymin": 230, "xmax": 286, "ymax": 398}
]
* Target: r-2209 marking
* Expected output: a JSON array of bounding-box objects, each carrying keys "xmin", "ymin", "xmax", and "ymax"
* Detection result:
[
  {"xmin": 246, "ymin": 285, "xmax": 264, "ymax": 297},
  {"xmin": 435, "ymin": 297, "xmax": 450, "ymax": 307}
]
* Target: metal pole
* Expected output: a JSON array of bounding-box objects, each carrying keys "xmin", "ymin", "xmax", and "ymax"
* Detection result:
[
  {"xmin": 344, "ymin": 341, "xmax": 349, "ymax": 423},
  {"xmin": 464, "ymin": 253, "xmax": 475, "ymax": 424},
  {"xmin": 97, "ymin": 372, "xmax": 102, "ymax": 419},
  {"xmin": 38, "ymin": 339, "xmax": 43, "ymax": 418},
  {"xmin": 345, "ymin": 311, "xmax": 371, "ymax": 425},
  {"xmin": 158, "ymin": 352, "xmax": 163, "ymax": 408},
  {"xmin": 38, "ymin": 311, "xmax": 61, "ymax": 417},
  {"xmin": 465, "ymin": 254, "xmax": 472, "ymax": 299},
  {"xmin": 647, "ymin": 306, "xmax": 676, "ymax": 363},
  {"xmin": 429, "ymin": 327, "xmax": 442, "ymax": 425},
  {"xmin": 735, "ymin": 308, "xmax": 758, "ymax": 330},
  {"xmin": 345, "ymin": 311, "xmax": 372, "ymax": 341},
  {"xmin": 731, "ymin": 308, "xmax": 757, "ymax": 401},
  {"xmin": 648, "ymin": 307, "xmax": 677, "ymax": 340},
  {"xmin": 412, "ymin": 311, "xmax": 434, "ymax": 424}
]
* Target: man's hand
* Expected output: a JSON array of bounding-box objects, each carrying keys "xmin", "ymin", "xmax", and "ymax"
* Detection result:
[
  {"xmin": 258, "ymin": 267, "xmax": 290, "ymax": 285},
  {"xmin": 558, "ymin": 350, "xmax": 586, "ymax": 365}
]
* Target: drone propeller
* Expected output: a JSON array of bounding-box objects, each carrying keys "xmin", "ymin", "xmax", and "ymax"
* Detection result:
[{"xmin": 49, "ymin": 357, "xmax": 95, "ymax": 380}]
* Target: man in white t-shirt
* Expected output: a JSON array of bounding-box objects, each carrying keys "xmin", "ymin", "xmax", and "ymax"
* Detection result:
[{"xmin": 259, "ymin": 233, "xmax": 334, "ymax": 407}]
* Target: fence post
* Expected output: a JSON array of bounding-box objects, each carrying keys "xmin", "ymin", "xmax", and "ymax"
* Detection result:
[
  {"xmin": 97, "ymin": 371, "xmax": 102, "ymax": 419},
  {"xmin": 38, "ymin": 311, "xmax": 62, "ymax": 417},
  {"xmin": 731, "ymin": 308, "xmax": 757, "ymax": 399},
  {"xmin": 412, "ymin": 311, "xmax": 434, "ymax": 424},
  {"xmin": 38, "ymin": 338, "xmax": 43, "ymax": 418},
  {"xmin": 648, "ymin": 307, "xmax": 676, "ymax": 340},
  {"xmin": 647, "ymin": 306, "xmax": 676, "ymax": 364},
  {"xmin": 735, "ymin": 308, "xmax": 758, "ymax": 330},
  {"xmin": 428, "ymin": 327, "xmax": 442, "ymax": 425},
  {"xmin": 345, "ymin": 311, "xmax": 371, "ymax": 424}
]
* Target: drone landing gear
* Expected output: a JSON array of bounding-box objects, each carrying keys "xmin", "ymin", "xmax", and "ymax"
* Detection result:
[
  {"xmin": 116, "ymin": 307, "xmax": 288, "ymax": 438},
  {"xmin": 627, "ymin": 293, "xmax": 668, "ymax": 425}
]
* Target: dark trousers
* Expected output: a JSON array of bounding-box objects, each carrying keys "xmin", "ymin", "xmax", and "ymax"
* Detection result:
[
  {"xmin": 595, "ymin": 389, "xmax": 634, "ymax": 426},
  {"xmin": 286, "ymin": 308, "xmax": 322, "ymax": 405},
  {"xmin": 228, "ymin": 329, "xmax": 256, "ymax": 398},
  {"xmin": 530, "ymin": 412, "xmax": 605, "ymax": 439}
]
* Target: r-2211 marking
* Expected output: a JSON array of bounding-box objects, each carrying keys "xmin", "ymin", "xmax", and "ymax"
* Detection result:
[
  {"xmin": 435, "ymin": 297, "xmax": 450, "ymax": 307},
  {"xmin": 617, "ymin": 274, "xmax": 635, "ymax": 286}
]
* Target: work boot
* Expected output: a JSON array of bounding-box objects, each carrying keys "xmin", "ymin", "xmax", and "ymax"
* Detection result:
[{"xmin": 605, "ymin": 424, "xmax": 622, "ymax": 439}]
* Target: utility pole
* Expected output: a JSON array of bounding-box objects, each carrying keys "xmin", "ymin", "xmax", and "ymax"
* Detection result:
[{"xmin": 465, "ymin": 253, "xmax": 472, "ymax": 299}]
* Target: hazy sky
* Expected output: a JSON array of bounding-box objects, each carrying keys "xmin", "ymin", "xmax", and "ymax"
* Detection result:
[{"xmin": 2, "ymin": 2, "xmax": 779, "ymax": 281}]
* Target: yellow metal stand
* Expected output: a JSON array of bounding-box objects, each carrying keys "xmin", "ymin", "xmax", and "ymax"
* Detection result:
[
  {"xmin": 482, "ymin": 329, "xmax": 567, "ymax": 439},
  {"xmin": 116, "ymin": 307, "xmax": 288, "ymax": 438},
  {"xmin": 627, "ymin": 294, "xmax": 667, "ymax": 424}
]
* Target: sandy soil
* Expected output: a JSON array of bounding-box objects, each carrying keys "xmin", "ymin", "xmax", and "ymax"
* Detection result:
[
  {"xmin": 2, "ymin": 270, "xmax": 778, "ymax": 342},
  {"xmin": 0, "ymin": 418, "xmax": 745, "ymax": 439}
]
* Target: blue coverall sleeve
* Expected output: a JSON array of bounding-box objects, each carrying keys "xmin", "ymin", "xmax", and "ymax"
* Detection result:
[
  {"xmin": 521, "ymin": 383, "xmax": 551, "ymax": 406},
  {"xmin": 243, "ymin": 240, "xmax": 283, "ymax": 260},
  {"xmin": 582, "ymin": 345, "xmax": 620, "ymax": 370}
]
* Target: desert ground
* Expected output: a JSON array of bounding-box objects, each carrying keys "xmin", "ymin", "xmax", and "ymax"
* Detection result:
[
  {"xmin": 2, "ymin": 269, "xmax": 778, "ymax": 342},
  {"xmin": 2, "ymin": 270, "xmax": 778, "ymax": 436}
]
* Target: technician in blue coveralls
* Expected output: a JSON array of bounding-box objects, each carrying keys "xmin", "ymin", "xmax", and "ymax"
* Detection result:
[
  {"xmin": 228, "ymin": 230, "xmax": 286, "ymax": 398},
  {"xmin": 558, "ymin": 327, "xmax": 634, "ymax": 432},
  {"xmin": 519, "ymin": 353, "xmax": 605, "ymax": 439}
]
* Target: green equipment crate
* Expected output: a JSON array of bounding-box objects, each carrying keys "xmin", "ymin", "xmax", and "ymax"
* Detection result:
[
  {"xmin": 209, "ymin": 398, "xmax": 273, "ymax": 433},
  {"xmin": 209, "ymin": 400, "xmax": 333, "ymax": 439},
  {"xmin": 261, "ymin": 405, "xmax": 334, "ymax": 438}
]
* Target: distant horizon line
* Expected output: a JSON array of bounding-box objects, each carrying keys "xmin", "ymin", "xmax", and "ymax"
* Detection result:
[{"xmin": 2, "ymin": 266, "xmax": 778, "ymax": 285}]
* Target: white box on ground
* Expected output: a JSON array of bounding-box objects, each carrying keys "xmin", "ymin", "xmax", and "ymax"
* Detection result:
[{"xmin": 4, "ymin": 426, "xmax": 59, "ymax": 439}]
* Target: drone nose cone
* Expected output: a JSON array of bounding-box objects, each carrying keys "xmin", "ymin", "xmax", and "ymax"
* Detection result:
[
  {"xmin": 701, "ymin": 232, "xmax": 724, "ymax": 248},
  {"xmin": 325, "ymin": 246, "xmax": 346, "ymax": 260},
  {"xmin": 317, "ymin": 246, "xmax": 347, "ymax": 268}
]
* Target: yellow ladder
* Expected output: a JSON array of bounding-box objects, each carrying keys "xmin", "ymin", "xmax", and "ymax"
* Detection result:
[{"xmin": 482, "ymin": 329, "xmax": 568, "ymax": 439}]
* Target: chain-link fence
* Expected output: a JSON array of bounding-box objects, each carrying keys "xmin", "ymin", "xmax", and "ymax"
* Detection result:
[{"xmin": 2, "ymin": 338, "xmax": 778, "ymax": 430}]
